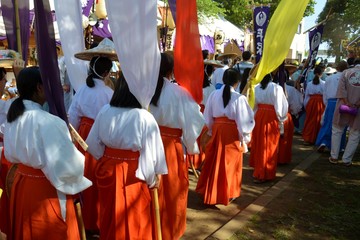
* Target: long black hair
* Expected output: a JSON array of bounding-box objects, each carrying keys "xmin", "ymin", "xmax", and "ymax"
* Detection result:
[
  {"xmin": 260, "ymin": 74, "xmax": 273, "ymax": 89},
  {"xmin": 110, "ymin": 72, "xmax": 142, "ymax": 109},
  {"xmin": 222, "ymin": 68, "xmax": 240, "ymax": 108},
  {"xmin": 312, "ymin": 66, "xmax": 323, "ymax": 85},
  {"xmin": 7, "ymin": 66, "xmax": 42, "ymax": 123},
  {"xmin": 239, "ymin": 67, "xmax": 251, "ymax": 93},
  {"xmin": 203, "ymin": 64, "xmax": 214, "ymax": 88},
  {"xmin": 86, "ymin": 56, "xmax": 112, "ymax": 88},
  {"xmin": 150, "ymin": 52, "xmax": 174, "ymax": 106}
]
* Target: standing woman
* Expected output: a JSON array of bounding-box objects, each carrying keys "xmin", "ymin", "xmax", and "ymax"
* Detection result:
[
  {"xmin": 196, "ymin": 68, "xmax": 255, "ymax": 205},
  {"xmin": 149, "ymin": 52, "xmax": 204, "ymax": 240},
  {"xmin": 302, "ymin": 66, "xmax": 325, "ymax": 144},
  {"xmin": 4, "ymin": 67, "xmax": 91, "ymax": 240},
  {"xmin": 249, "ymin": 74, "xmax": 288, "ymax": 182},
  {"xmin": 86, "ymin": 74, "xmax": 167, "ymax": 240},
  {"xmin": 68, "ymin": 55, "xmax": 113, "ymax": 235}
]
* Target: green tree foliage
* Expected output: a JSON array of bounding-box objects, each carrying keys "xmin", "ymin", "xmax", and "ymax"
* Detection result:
[
  {"xmin": 207, "ymin": 0, "xmax": 315, "ymax": 29},
  {"xmin": 317, "ymin": 0, "xmax": 360, "ymax": 60}
]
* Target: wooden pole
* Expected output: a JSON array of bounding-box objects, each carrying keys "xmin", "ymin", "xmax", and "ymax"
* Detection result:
[
  {"xmin": 189, "ymin": 158, "xmax": 199, "ymax": 178},
  {"xmin": 74, "ymin": 200, "xmax": 87, "ymax": 240},
  {"xmin": 69, "ymin": 124, "xmax": 88, "ymax": 151},
  {"xmin": 151, "ymin": 188, "xmax": 162, "ymax": 240},
  {"xmin": 14, "ymin": 0, "xmax": 22, "ymax": 59},
  {"xmin": 303, "ymin": 8, "xmax": 333, "ymax": 34}
]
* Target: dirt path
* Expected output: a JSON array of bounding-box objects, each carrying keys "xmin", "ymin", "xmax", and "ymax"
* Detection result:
[{"xmin": 182, "ymin": 134, "xmax": 357, "ymax": 239}]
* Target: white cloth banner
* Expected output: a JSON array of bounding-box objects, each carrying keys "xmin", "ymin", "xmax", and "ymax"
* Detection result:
[
  {"xmin": 54, "ymin": 0, "xmax": 88, "ymax": 91},
  {"xmin": 105, "ymin": 0, "xmax": 161, "ymax": 109}
]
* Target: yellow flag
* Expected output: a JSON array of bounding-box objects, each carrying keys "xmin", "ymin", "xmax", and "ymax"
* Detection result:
[
  {"xmin": 0, "ymin": 188, "xmax": 2, "ymax": 199},
  {"xmin": 248, "ymin": 0, "xmax": 310, "ymax": 108}
]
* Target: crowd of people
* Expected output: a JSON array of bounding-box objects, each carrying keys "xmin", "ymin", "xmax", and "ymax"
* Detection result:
[{"xmin": 0, "ymin": 41, "xmax": 359, "ymax": 240}]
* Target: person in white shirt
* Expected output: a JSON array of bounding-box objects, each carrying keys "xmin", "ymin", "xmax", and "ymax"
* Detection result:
[
  {"xmin": 67, "ymin": 56, "xmax": 113, "ymax": 235},
  {"xmin": 211, "ymin": 58, "xmax": 230, "ymax": 89},
  {"xmin": 302, "ymin": 66, "xmax": 326, "ymax": 144},
  {"xmin": 316, "ymin": 61, "xmax": 348, "ymax": 152},
  {"xmin": 149, "ymin": 52, "xmax": 204, "ymax": 240},
  {"xmin": 249, "ymin": 74, "xmax": 288, "ymax": 183},
  {"xmin": 196, "ymin": 68, "xmax": 254, "ymax": 205},
  {"xmin": 86, "ymin": 74, "xmax": 167, "ymax": 239},
  {"xmin": 4, "ymin": 66, "xmax": 91, "ymax": 240}
]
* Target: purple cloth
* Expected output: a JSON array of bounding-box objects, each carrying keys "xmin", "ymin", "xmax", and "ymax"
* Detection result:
[
  {"xmin": 34, "ymin": 0, "xmax": 67, "ymax": 123},
  {"xmin": 92, "ymin": 19, "xmax": 112, "ymax": 39},
  {"xmin": 1, "ymin": 0, "xmax": 16, "ymax": 55},
  {"xmin": 82, "ymin": 0, "xmax": 94, "ymax": 16},
  {"xmin": 1, "ymin": 0, "xmax": 30, "ymax": 63},
  {"xmin": 200, "ymin": 35, "xmax": 215, "ymax": 54},
  {"xmin": 339, "ymin": 105, "xmax": 358, "ymax": 116}
]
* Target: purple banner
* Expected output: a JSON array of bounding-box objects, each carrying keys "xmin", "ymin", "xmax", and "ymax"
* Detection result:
[
  {"xmin": 82, "ymin": 0, "xmax": 94, "ymax": 16},
  {"xmin": 34, "ymin": 0, "xmax": 67, "ymax": 123},
  {"xmin": 308, "ymin": 24, "xmax": 324, "ymax": 69},
  {"xmin": 1, "ymin": 0, "xmax": 30, "ymax": 63},
  {"xmin": 92, "ymin": 19, "xmax": 112, "ymax": 39},
  {"xmin": 1, "ymin": 0, "xmax": 16, "ymax": 53},
  {"xmin": 253, "ymin": 6, "xmax": 270, "ymax": 63},
  {"xmin": 168, "ymin": 0, "xmax": 176, "ymax": 24}
]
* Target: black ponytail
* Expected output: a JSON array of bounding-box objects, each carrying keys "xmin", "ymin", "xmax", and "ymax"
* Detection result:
[
  {"xmin": 7, "ymin": 67, "xmax": 42, "ymax": 123},
  {"xmin": 312, "ymin": 66, "xmax": 322, "ymax": 85},
  {"xmin": 151, "ymin": 53, "xmax": 174, "ymax": 106},
  {"xmin": 222, "ymin": 68, "xmax": 240, "ymax": 108},
  {"xmin": 260, "ymin": 74, "xmax": 272, "ymax": 89}
]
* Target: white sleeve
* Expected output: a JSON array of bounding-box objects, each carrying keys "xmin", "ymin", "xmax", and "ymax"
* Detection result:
[
  {"xmin": 136, "ymin": 114, "xmax": 167, "ymax": 187},
  {"xmin": 179, "ymin": 91, "xmax": 205, "ymax": 155},
  {"xmin": 40, "ymin": 118, "xmax": 92, "ymax": 195},
  {"xmin": 86, "ymin": 109, "xmax": 106, "ymax": 160},
  {"xmin": 68, "ymin": 94, "xmax": 81, "ymax": 130},
  {"xmin": 274, "ymin": 86, "xmax": 289, "ymax": 122},
  {"xmin": 235, "ymin": 96, "xmax": 255, "ymax": 143}
]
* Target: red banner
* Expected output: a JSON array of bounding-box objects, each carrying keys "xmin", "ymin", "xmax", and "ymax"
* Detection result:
[{"xmin": 174, "ymin": 0, "xmax": 203, "ymax": 104}]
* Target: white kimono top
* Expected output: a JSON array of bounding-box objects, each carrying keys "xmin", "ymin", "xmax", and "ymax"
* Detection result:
[
  {"xmin": 68, "ymin": 78, "xmax": 113, "ymax": 130},
  {"xmin": 86, "ymin": 105, "xmax": 168, "ymax": 187},
  {"xmin": 304, "ymin": 80, "xmax": 325, "ymax": 107},
  {"xmin": 254, "ymin": 82, "xmax": 289, "ymax": 123},
  {"xmin": 4, "ymin": 100, "xmax": 92, "ymax": 195},
  {"xmin": 211, "ymin": 65, "xmax": 229, "ymax": 86},
  {"xmin": 204, "ymin": 85, "xmax": 255, "ymax": 143},
  {"xmin": 285, "ymin": 84, "xmax": 303, "ymax": 115},
  {"xmin": 149, "ymin": 79, "xmax": 205, "ymax": 154},
  {"xmin": 202, "ymin": 84, "xmax": 216, "ymax": 106},
  {"xmin": 323, "ymin": 72, "xmax": 342, "ymax": 105}
]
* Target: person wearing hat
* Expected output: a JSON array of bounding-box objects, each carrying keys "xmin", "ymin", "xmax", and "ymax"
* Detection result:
[
  {"xmin": 211, "ymin": 57, "xmax": 231, "ymax": 89},
  {"xmin": 315, "ymin": 61, "xmax": 349, "ymax": 152},
  {"xmin": 4, "ymin": 67, "xmax": 91, "ymax": 240},
  {"xmin": 149, "ymin": 52, "xmax": 204, "ymax": 240},
  {"xmin": 324, "ymin": 66, "xmax": 337, "ymax": 76},
  {"xmin": 85, "ymin": 73, "xmax": 167, "ymax": 240},
  {"xmin": 69, "ymin": 38, "xmax": 116, "ymax": 236}
]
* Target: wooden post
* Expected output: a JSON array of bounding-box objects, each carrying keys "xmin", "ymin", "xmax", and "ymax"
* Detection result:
[
  {"xmin": 74, "ymin": 200, "xmax": 87, "ymax": 240},
  {"xmin": 151, "ymin": 188, "xmax": 162, "ymax": 240},
  {"xmin": 14, "ymin": 0, "xmax": 22, "ymax": 59}
]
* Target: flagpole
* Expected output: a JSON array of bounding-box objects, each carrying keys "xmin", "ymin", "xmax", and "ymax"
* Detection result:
[
  {"xmin": 14, "ymin": 0, "xmax": 22, "ymax": 59},
  {"xmin": 303, "ymin": 8, "xmax": 333, "ymax": 34}
]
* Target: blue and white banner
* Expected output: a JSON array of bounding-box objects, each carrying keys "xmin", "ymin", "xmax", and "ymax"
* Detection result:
[
  {"xmin": 308, "ymin": 24, "xmax": 324, "ymax": 69},
  {"xmin": 253, "ymin": 6, "xmax": 270, "ymax": 63}
]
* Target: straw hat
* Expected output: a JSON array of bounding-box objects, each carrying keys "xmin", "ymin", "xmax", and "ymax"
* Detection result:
[
  {"xmin": 0, "ymin": 49, "xmax": 20, "ymax": 68},
  {"xmin": 74, "ymin": 38, "xmax": 118, "ymax": 61},
  {"xmin": 324, "ymin": 67, "xmax": 336, "ymax": 74},
  {"xmin": 216, "ymin": 52, "xmax": 238, "ymax": 61},
  {"xmin": 204, "ymin": 59, "xmax": 224, "ymax": 68},
  {"xmin": 284, "ymin": 64, "xmax": 298, "ymax": 73}
]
